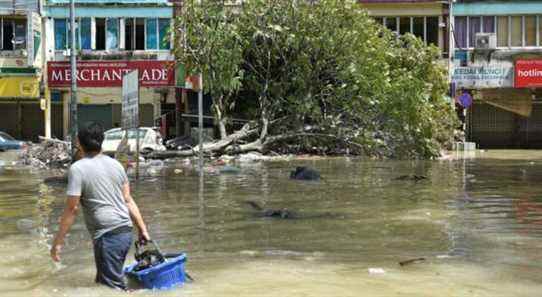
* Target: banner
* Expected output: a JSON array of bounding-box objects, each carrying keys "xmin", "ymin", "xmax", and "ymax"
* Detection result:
[
  {"xmin": 0, "ymin": 76, "xmax": 40, "ymax": 99},
  {"xmin": 452, "ymin": 64, "xmax": 514, "ymax": 89},
  {"xmin": 47, "ymin": 60, "xmax": 175, "ymax": 88},
  {"xmin": 515, "ymin": 60, "xmax": 542, "ymax": 88}
]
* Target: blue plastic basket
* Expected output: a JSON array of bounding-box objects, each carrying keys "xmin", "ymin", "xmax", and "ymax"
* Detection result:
[{"xmin": 124, "ymin": 253, "xmax": 187, "ymax": 290}]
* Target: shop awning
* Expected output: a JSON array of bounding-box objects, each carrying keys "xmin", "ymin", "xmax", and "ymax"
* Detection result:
[
  {"xmin": 0, "ymin": 76, "xmax": 40, "ymax": 99},
  {"xmin": 476, "ymin": 88, "xmax": 532, "ymax": 118}
]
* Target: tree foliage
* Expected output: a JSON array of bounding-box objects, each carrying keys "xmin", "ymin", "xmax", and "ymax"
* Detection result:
[{"xmin": 174, "ymin": 0, "xmax": 458, "ymax": 159}]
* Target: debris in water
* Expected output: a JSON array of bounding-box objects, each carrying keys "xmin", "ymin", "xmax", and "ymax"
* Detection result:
[
  {"xmin": 219, "ymin": 165, "xmax": 241, "ymax": 174},
  {"xmin": 368, "ymin": 267, "xmax": 386, "ymax": 275},
  {"xmin": 394, "ymin": 175, "xmax": 427, "ymax": 182},
  {"xmin": 19, "ymin": 138, "xmax": 71, "ymax": 169},
  {"xmin": 290, "ymin": 166, "xmax": 321, "ymax": 181},
  {"xmin": 399, "ymin": 257, "xmax": 426, "ymax": 266},
  {"xmin": 174, "ymin": 169, "xmax": 183, "ymax": 174}
]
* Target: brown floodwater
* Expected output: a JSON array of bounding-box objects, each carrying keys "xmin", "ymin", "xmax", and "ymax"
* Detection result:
[{"xmin": 1, "ymin": 150, "xmax": 542, "ymax": 296}]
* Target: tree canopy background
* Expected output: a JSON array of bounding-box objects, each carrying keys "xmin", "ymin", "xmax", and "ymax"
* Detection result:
[{"xmin": 174, "ymin": 0, "xmax": 458, "ymax": 159}]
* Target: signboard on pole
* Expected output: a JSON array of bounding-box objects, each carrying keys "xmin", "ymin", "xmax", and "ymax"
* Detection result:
[
  {"xmin": 122, "ymin": 70, "xmax": 139, "ymax": 129},
  {"xmin": 121, "ymin": 69, "xmax": 140, "ymax": 178}
]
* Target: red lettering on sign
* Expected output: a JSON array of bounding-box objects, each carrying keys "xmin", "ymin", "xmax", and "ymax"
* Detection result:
[{"xmin": 47, "ymin": 61, "xmax": 175, "ymax": 88}]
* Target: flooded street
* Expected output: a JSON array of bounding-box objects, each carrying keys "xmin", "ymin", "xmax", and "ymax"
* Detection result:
[{"xmin": 1, "ymin": 152, "xmax": 542, "ymax": 296}]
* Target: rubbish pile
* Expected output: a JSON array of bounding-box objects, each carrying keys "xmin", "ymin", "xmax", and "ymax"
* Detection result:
[{"xmin": 20, "ymin": 138, "xmax": 71, "ymax": 169}]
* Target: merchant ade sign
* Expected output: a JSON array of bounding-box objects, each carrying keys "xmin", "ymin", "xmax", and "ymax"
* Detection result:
[{"xmin": 47, "ymin": 61, "xmax": 175, "ymax": 88}]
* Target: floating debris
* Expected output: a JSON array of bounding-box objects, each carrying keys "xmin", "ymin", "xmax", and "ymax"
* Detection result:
[
  {"xmin": 20, "ymin": 138, "xmax": 71, "ymax": 169},
  {"xmin": 399, "ymin": 257, "xmax": 426, "ymax": 266},
  {"xmin": 368, "ymin": 267, "xmax": 386, "ymax": 275}
]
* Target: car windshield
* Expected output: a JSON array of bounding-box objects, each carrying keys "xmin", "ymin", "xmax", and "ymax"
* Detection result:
[
  {"xmin": 0, "ymin": 132, "xmax": 14, "ymax": 141},
  {"xmin": 0, "ymin": 136, "xmax": 4, "ymax": 142},
  {"xmin": 105, "ymin": 129, "xmax": 148, "ymax": 140}
]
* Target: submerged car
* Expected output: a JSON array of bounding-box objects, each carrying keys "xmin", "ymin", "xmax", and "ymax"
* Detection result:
[
  {"xmin": 102, "ymin": 127, "xmax": 166, "ymax": 154},
  {"xmin": 0, "ymin": 132, "xmax": 26, "ymax": 151}
]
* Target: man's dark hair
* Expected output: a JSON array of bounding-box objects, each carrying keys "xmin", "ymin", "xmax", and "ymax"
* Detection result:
[{"xmin": 78, "ymin": 122, "xmax": 104, "ymax": 153}]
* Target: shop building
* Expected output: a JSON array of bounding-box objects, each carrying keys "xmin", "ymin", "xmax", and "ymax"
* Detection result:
[
  {"xmin": 43, "ymin": 0, "xmax": 175, "ymax": 139},
  {"xmin": 451, "ymin": 1, "xmax": 542, "ymax": 148},
  {"xmin": 0, "ymin": 0, "xmax": 44, "ymax": 141}
]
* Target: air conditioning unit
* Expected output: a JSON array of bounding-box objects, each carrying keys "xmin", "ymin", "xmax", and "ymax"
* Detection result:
[{"xmin": 475, "ymin": 33, "xmax": 496, "ymax": 50}]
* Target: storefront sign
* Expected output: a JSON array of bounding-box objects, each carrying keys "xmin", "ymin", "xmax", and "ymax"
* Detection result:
[
  {"xmin": 0, "ymin": 76, "xmax": 40, "ymax": 99},
  {"xmin": 452, "ymin": 65, "xmax": 514, "ymax": 89},
  {"xmin": 47, "ymin": 61, "xmax": 174, "ymax": 88},
  {"xmin": 515, "ymin": 60, "xmax": 542, "ymax": 88}
]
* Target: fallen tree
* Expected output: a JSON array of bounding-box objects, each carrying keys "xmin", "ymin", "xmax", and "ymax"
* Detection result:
[{"xmin": 173, "ymin": 0, "xmax": 458, "ymax": 159}]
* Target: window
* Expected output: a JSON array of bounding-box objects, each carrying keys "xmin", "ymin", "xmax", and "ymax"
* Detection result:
[
  {"xmin": 399, "ymin": 17, "xmax": 410, "ymax": 35},
  {"xmin": 80, "ymin": 18, "xmax": 91, "ymax": 50},
  {"xmin": 146, "ymin": 18, "xmax": 158, "ymax": 50},
  {"xmin": 455, "ymin": 16, "xmax": 467, "ymax": 48},
  {"xmin": 106, "ymin": 18, "xmax": 119, "ymax": 50},
  {"xmin": 426, "ymin": 17, "xmax": 439, "ymax": 46},
  {"xmin": 373, "ymin": 17, "xmax": 383, "ymax": 26},
  {"xmin": 135, "ymin": 18, "xmax": 145, "ymax": 49},
  {"xmin": 497, "ymin": 16, "xmax": 508, "ymax": 47},
  {"xmin": 158, "ymin": 19, "xmax": 170, "ymax": 50},
  {"xmin": 457, "ymin": 15, "xmax": 542, "ymax": 48},
  {"xmin": 483, "ymin": 16, "xmax": 495, "ymax": 33},
  {"xmin": 124, "ymin": 18, "xmax": 147, "ymax": 51},
  {"xmin": 412, "ymin": 17, "xmax": 424, "ymax": 40},
  {"xmin": 469, "ymin": 16, "xmax": 481, "ymax": 48},
  {"xmin": 95, "ymin": 18, "xmax": 106, "ymax": 50},
  {"xmin": 1, "ymin": 18, "xmax": 26, "ymax": 51},
  {"xmin": 525, "ymin": 16, "xmax": 537, "ymax": 46},
  {"xmin": 385, "ymin": 17, "xmax": 397, "ymax": 32},
  {"xmin": 55, "ymin": 17, "xmax": 170, "ymax": 52},
  {"xmin": 382, "ymin": 16, "xmax": 440, "ymax": 47},
  {"xmin": 511, "ymin": 16, "xmax": 522, "ymax": 47},
  {"xmin": 125, "ymin": 17, "xmax": 170, "ymax": 50}
]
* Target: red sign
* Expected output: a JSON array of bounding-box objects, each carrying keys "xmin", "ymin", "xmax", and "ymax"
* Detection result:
[
  {"xmin": 515, "ymin": 60, "xmax": 542, "ymax": 88},
  {"xmin": 47, "ymin": 61, "xmax": 175, "ymax": 88}
]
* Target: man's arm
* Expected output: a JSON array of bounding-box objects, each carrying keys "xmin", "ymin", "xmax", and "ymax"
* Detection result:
[
  {"xmin": 122, "ymin": 182, "xmax": 150, "ymax": 241},
  {"xmin": 50, "ymin": 196, "xmax": 80, "ymax": 262}
]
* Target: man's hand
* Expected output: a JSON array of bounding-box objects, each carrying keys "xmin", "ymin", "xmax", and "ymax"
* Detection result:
[
  {"xmin": 50, "ymin": 242, "xmax": 62, "ymax": 262},
  {"xmin": 50, "ymin": 196, "xmax": 80, "ymax": 263},
  {"xmin": 139, "ymin": 230, "xmax": 151, "ymax": 243}
]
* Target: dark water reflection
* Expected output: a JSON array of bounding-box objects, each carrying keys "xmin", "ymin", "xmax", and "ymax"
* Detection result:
[{"xmin": 1, "ymin": 154, "xmax": 542, "ymax": 296}]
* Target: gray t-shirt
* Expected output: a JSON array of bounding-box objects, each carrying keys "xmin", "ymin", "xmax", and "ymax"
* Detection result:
[{"xmin": 66, "ymin": 154, "xmax": 133, "ymax": 240}]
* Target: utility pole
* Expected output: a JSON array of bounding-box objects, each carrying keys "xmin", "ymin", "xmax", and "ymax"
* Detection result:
[
  {"xmin": 174, "ymin": 0, "xmax": 184, "ymax": 138},
  {"xmin": 69, "ymin": 0, "xmax": 78, "ymax": 157},
  {"xmin": 198, "ymin": 74, "xmax": 203, "ymax": 171}
]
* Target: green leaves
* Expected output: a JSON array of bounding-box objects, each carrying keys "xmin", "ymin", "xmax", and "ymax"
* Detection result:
[{"xmin": 176, "ymin": 0, "xmax": 457, "ymax": 158}]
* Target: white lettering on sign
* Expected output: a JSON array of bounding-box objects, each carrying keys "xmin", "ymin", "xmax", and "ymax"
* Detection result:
[
  {"xmin": 517, "ymin": 69, "xmax": 542, "ymax": 77},
  {"xmin": 47, "ymin": 61, "xmax": 175, "ymax": 87}
]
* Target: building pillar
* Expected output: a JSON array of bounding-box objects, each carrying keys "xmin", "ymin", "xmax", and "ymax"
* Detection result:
[
  {"xmin": 183, "ymin": 89, "xmax": 190, "ymax": 136},
  {"xmin": 16, "ymin": 100, "xmax": 22, "ymax": 139},
  {"xmin": 63, "ymin": 91, "xmax": 69, "ymax": 140},
  {"xmin": 44, "ymin": 87, "xmax": 51, "ymax": 138}
]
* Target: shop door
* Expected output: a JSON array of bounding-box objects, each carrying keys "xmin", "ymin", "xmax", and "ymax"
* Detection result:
[{"xmin": 77, "ymin": 105, "xmax": 113, "ymax": 131}]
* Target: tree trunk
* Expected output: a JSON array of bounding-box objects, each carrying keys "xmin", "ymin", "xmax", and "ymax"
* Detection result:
[
  {"xmin": 149, "ymin": 122, "xmax": 259, "ymax": 159},
  {"xmin": 214, "ymin": 95, "xmax": 228, "ymax": 140}
]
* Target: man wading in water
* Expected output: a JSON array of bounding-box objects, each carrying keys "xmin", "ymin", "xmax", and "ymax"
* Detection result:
[{"xmin": 50, "ymin": 122, "xmax": 150, "ymax": 290}]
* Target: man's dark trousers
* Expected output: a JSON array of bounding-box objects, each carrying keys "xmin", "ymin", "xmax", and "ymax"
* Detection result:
[{"xmin": 93, "ymin": 228, "xmax": 133, "ymax": 290}]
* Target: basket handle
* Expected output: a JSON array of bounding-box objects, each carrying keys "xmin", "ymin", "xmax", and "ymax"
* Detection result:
[{"xmin": 135, "ymin": 239, "xmax": 167, "ymax": 262}]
